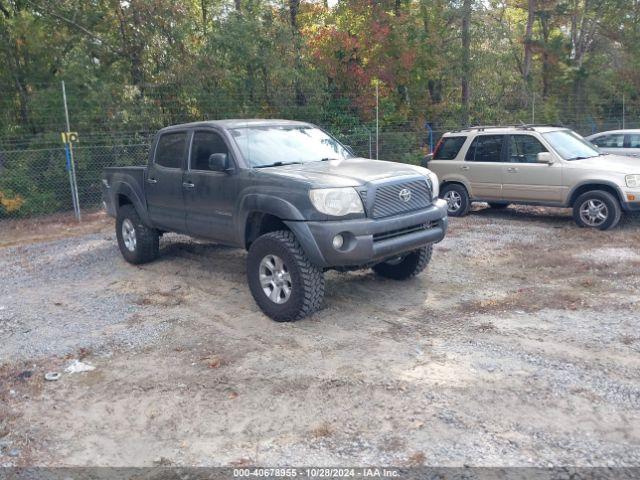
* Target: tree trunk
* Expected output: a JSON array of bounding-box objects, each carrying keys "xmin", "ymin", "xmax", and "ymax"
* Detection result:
[
  {"xmin": 522, "ymin": 0, "xmax": 536, "ymax": 90},
  {"xmin": 461, "ymin": 0, "xmax": 471, "ymax": 126},
  {"xmin": 289, "ymin": 0, "xmax": 306, "ymax": 106}
]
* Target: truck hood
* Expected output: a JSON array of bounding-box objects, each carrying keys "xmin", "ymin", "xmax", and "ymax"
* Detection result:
[
  {"xmin": 569, "ymin": 154, "xmax": 640, "ymax": 174},
  {"xmin": 258, "ymin": 158, "xmax": 427, "ymax": 187}
]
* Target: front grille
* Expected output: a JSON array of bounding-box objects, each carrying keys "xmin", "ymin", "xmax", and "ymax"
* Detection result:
[
  {"xmin": 371, "ymin": 179, "xmax": 431, "ymax": 218},
  {"xmin": 373, "ymin": 222, "xmax": 437, "ymax": 243}
]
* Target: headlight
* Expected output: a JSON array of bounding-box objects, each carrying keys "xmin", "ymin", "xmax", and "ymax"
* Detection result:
[
  {"xmin": 309, "ymin": 187, "xmax": 364, "ymax": 216},
  {"xmin": 426, "ymin": 171, "xmax": 439, "ymax": 199},
  {"xmin": 626, "ymin": 174, "xmax": 640, "ymax": 188}
]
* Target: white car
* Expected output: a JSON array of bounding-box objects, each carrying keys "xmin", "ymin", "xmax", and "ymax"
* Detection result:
[{"xmin": 585, "ymin": 129, "xmax": 640, "ymax": 158}]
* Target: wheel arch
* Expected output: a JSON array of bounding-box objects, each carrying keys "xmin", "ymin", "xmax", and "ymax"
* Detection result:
[
  {"xmin": 114, "ymin": 182, "xmax": 152, "ymax": 226},
  {"xmin": 440, "ymin": 178, "xmax": 471, "ymax": 195},
  {"xmin": 567, "ymin": 181, "xmax": 624, "ymax": 207}
]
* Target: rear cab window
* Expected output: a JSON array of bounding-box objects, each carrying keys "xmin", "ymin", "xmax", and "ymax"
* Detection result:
[
  {"xmin": 155, "ymin": 131, "xmax": 187, "ymax": 169},
  {"xmin": 433, "ymin": 136, "xmax": 466, "ymax": 160}
]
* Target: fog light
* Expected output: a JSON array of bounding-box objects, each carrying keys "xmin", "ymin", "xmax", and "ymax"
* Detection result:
[
  {"xmin": 332, "ymin": 234, "xmax": 344, "ymax": 250},
  {"xmin": 628, "ymin": 194, "xmax": 636, "ymax": 201}
]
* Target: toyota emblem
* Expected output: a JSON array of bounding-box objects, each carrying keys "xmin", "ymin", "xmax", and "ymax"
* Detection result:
[{"xmin": 398, "ymin": 188, "xmax": 412, "ymax": 202}]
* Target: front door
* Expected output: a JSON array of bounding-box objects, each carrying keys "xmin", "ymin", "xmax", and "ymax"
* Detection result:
[
  {"xmin": 463, "ymin": 134, "xmax": 506, "ymax": 200},
  {"xmin": 145, "ymin": 131, "xmax": 188, "ymax": 232},
  {"xmin": 501, "ymin": 134, "xmax": 563, "ymax": 202},
  {"xmin": 183, "ymin": 129, "xmax": 238, "ymax": 243}
]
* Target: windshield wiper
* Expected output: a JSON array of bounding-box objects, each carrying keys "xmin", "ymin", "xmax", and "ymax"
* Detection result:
[
  {"xmin": 567, "ymin": 156, "xmax": 595, "ymax": 160},
  {"xmin": 254, "ymin": 161, "xmax": 303, "ymax": 168},
  {"xmin": 320, "ymin": 157, "xmax": 340, "ymax": 161}
]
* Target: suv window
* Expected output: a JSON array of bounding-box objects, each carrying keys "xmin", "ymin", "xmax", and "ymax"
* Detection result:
[
  {"xmin": 155, "ymin": 132, "xmax": 186, "ymax": 169},
  {"xmin": 627, "ymin": 134, "xmax": 640, "ymax": 148},
  {"xmin": 433, "ymin": 137, "xmax": 466, "ymax": 160},
  {"xmin": 592, "ymin": 134, "xmax": 624, "ymax": 148},
  {"xmin": 508, "ymin": 135, "xmax": 547, "ymax": 163},
  {"xmin": 191, "ymin": 131, "xmax": 229, "ymax": 171},
  {"xmin": 465, "ymin": 135, "xmax": 504, "ymax": 162}
]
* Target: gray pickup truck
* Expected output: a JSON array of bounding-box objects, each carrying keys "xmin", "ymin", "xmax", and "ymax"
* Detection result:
[{"xmin": 102, "ymin": 120, "xmax": 448, "ymax": 321}]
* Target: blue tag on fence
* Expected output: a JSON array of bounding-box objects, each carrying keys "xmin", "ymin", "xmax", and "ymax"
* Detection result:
[{"xmin": 64, "ymin": 144, "xmax": 71, "ymax": 171}]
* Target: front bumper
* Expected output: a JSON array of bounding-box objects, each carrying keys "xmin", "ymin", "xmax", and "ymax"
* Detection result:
[
  {"xmin": 622, "ymin": 201, "xmax": 640, "ymax": 212},
  {"xmin": 286, "ymin": 199, "xmax": 448, "ymax": 268}
]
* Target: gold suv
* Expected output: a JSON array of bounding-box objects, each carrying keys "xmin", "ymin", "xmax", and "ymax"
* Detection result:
[{"xmin": 424, "ymin": 125, "xmax": 640, "ymax": 230}]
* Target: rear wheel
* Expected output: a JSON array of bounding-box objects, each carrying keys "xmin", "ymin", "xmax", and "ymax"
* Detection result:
[
  {"xmin": 372, "ymin": 245, "xmax": 433, "ymax": 280},
  {"xmin": 116, "ymin": 205, "xmax": 159, "ymax": 264},
  {"xmin": 440, "ymin": 184, "xmax": 470, "ymax": 217},
  {"xmin": 247, "ymin": 230, "xmax": 325, "ymax": 321},
  {"xmin": 573, "ymin": 190, "xmax": 621, "ymax": 230}
]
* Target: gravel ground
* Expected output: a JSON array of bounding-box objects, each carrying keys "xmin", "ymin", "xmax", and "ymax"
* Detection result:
[{"xmin": 0, "ymin": 206, "xmax": 639, "ymax": 467}]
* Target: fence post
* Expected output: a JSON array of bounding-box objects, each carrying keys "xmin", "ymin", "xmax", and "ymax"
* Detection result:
[{"xmin": 61, "ymin": 81, "xmax": 81, "ymax": 221}]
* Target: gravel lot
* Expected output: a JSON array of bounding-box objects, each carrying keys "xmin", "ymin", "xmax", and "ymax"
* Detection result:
[{"xmin": 1, "ymin": 207, "xmax": 639, "ymax": 467}]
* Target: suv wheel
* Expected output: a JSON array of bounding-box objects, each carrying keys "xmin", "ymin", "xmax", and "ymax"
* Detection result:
[
  {"xmin": 372, "ymin": 245, "xmax": 433, "ymax": 280},
  {"xmin": 116, "ymin": 204, "xmax": 160, "ymax": 264},
  {"xmin": 247, "ymin": 230, "xmax": 325, "ymax": 322},
  {"xmin": 441, "ymin": 184, "xmax": 470, "ymax": 217},
  {"xmin": 573, "ymin": 190, "xmax": 622, "ymax": 230}
]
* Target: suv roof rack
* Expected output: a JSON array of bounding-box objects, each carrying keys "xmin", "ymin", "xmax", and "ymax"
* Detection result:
[{"xmin": 450, "ymin": 123, "xmax": 565, "ymax": 133}]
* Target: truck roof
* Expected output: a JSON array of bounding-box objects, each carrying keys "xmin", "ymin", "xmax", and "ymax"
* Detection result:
[{"xmin": 159, "ymin": 119, "xmax": 314, "ymax": 132}]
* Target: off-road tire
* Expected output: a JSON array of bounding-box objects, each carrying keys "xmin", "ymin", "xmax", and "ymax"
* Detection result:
[
  {"xmin": 247, "ymin": 230, "xmax": 325, "ymax": 322},
  {"xmin": 572, "ymin": 190, "xmax": 622, "ymax": 230},
  {"xmin": 116, "ymin": 204, "xmax": 160, "ymax": 264},
  {"xmin": 440, "ymin": 184, "xmax": 471, "ymax": 217},
  {"xmin": 373, "ymin": 244, "xmax": 433, "ymax": 280},
  {"xmin": 488, "ymin": 202, "xmax": 509, "ymax": 209}
]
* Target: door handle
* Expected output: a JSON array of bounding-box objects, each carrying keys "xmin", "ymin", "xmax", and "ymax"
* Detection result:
[
  {"xmin": 460, "ymin": 165, "xmax": 470, "ymax": 170},
  {"xmin": 507, "ymin": 167, "xmax": 519, "ymax": 173},
  {"xmin": 146, "ymin": 177, "xmax": 158, "ymax": 184},
  {"xmin": 182, "ymin": 181, "xmax": 195, "ymax": 189}
]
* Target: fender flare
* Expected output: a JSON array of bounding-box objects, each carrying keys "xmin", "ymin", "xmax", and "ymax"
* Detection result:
[
  {"xmin": 237, "ymin": 194, "xmax": 306, "ymax": 245},
  {"xmin": 566, "ymin": 180, "xmax": 625, "ymax": 206},
  {"xmin": 114, "ymin": 181, "xmax": 152, "ymax": 226}
]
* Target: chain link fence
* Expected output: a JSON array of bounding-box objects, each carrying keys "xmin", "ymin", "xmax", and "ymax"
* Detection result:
[
  {"xmin": 1, "ymin": 81, "xmax": 636, "ymax": 221},
  {"xmin": 0, "ymin": 126, "xmax": 431, "ymax": 220}
]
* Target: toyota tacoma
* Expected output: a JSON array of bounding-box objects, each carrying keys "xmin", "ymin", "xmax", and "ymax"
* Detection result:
[{"xmin": 102, "ymin": 120, "xmax": 448, "ymax": 321}]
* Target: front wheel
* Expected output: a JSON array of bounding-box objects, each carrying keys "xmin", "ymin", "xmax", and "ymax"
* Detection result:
[
  {"xmin": 573, "ymin": 190, "xmax": 621, "ymax": 230},
  {"xmin": 440, "ymin": 184, "xmax": 470, "ymax": 217},
  {"xmin": 116, "ymin": 204, "xmax": 159, "ymax": 264},
  {"xmin": 372, "ymin": 245, "xmax": 433, "ymax": 280},
  {"xmin": 247, "ymin": 230, "xmax": 325, "ymax": 322}
]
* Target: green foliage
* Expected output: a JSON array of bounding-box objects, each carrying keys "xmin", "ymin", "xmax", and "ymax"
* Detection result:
[{"xmin": 1, "ymin": 0, "xmax": 639, "ymax": 216}]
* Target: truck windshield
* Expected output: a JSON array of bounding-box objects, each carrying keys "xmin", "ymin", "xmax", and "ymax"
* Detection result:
[
  {"xmin": 229, "ymin": 126, "xmax": 353, "ymax": 168},
  {"xmin": 542, "ymin": 130, "xmax": 601, "ymax": 160}
]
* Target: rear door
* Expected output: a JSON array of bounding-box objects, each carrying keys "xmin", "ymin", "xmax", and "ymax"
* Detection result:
[
  {"xmin": 427, "ymin": 135, "xmax": 468, "ymax": 180},
  {"xmin": 501, "ymin": 134, "xmax": 563, "ymax": 202},
  {"xmin": 463, "ymin": 134, "xmax": 505, "ymax": 200},
  {"xmin": 145, "ymin": 131, "xmax": 188, "ymax": 232},
  {"xmin": 183, "ymin": 129, "xmax": 238, "ymax": 243}
]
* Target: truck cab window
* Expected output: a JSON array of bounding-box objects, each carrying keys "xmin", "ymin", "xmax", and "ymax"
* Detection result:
[
  {"xmin": 191, "ymin": 131, "xmax": 229, "ymax": 171},
  {"xmin": 155, "ymin": 132, "xmax": 186, "ymax": 169}
]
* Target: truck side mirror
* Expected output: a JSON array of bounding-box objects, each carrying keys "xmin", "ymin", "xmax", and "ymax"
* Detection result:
[
  {"xmin": 422, "ymin": 153, "xmax": 433, "ymax": 168},
  {"xmin": 537, "ymin": 152, "xmax": 554, "ymax": 164},
  {"xmin": 208, "ymin": 153, "xmax": 229, "ymax": 172}
]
